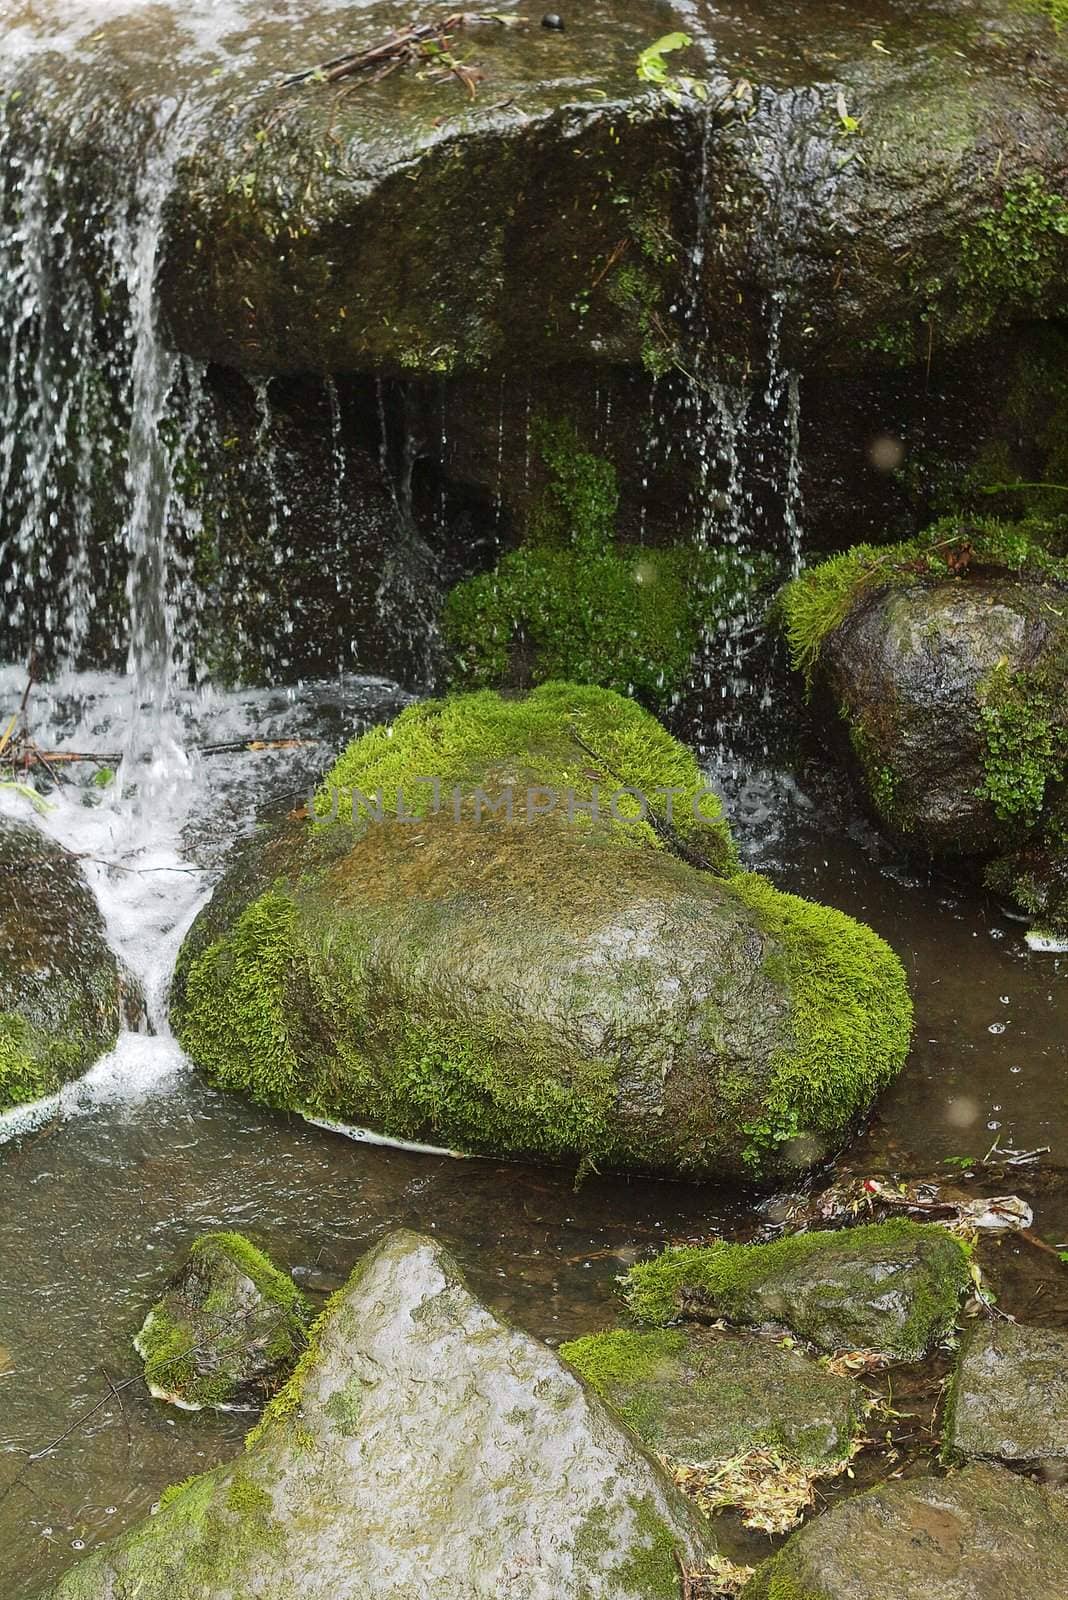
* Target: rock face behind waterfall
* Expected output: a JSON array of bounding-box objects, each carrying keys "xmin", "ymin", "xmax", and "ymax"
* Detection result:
[
  {"xmin": 0, "ymin": 818, "xmax": 121, "ymax": 1113},
  {"xmin": 42, "ymin": 1230, "xmax": 720, "ymax": 1600},
  {"xmin": 5, "ymin": 0, "xmax": 1067, "ymax": 378},
  {"xmin": 779, "ymin": 522, "xmax": 1068, "ymax": 943},
  {"xmin": 170, "ymin": 683, "xmax": 913, "ymax": 1182}
]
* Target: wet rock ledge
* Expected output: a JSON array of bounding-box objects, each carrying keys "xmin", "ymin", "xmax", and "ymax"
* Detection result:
[{"xmin": 4, "ymin": 0, "xmax": 1067, "ymax": 377}]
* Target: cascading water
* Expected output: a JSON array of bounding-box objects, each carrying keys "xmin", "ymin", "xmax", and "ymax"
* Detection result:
[{"xmin": 0, "ymin": 57, "xmax": 419, "ymax": 1133}]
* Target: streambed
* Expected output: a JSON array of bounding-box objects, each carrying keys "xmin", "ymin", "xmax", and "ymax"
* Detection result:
[{"xmin": 0, "ymin": 675, "xmax": 1064, "ymax": 1598}]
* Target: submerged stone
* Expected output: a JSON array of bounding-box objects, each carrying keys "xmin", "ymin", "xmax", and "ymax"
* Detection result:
[
  {"xmin": 44, "ymin": 1230, "xmax": 718, "ymax": 1599},
  {"xmin": 0, "ymin": 818, "xmax": 122, "ymax": 1114},
  {"xmin": 170, "ymin": 683, "xmax": 913, "ymax": 1182},
  {"xmin": 740, "ymin": 1463, "xmax": 1068, "ymax": 1600},
  {"xmin": 945, "ymin": 1321, "xmax": 1068, "ymax": 1464},
  {"xmin": 622, "ymin": 1220, "xmax": 972, "ymax": 1359},
  {"xmin": 134, "ymin": 1232, "xmax": 311, "ymax": 1411},
  {"xmin": 560, "ymin": 1325, "xmax": 865, "ymax": 1466}
]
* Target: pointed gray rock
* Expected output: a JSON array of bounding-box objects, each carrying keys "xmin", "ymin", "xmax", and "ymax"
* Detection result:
[{"xmin": 44, "ymin": 1230, "xmax": 717, "ymax": 1599}]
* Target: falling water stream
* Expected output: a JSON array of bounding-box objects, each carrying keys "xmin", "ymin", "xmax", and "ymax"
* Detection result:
[{"xmin": 0, "ymin": 4, "xmax": 1067, "ymax": 1597}]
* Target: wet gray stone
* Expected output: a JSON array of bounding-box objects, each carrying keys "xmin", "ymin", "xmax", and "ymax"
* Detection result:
[
  {"xmin": 946, "ymin": 1320, "xmax": 1068, "ymax": 1464},
  {"xmin": 742, "ymin": 1464, "xmax": 1068, "ymax": 1600},
  {"xmin": 45, "ymin": 1230, "xmax": 718, "ymax": 1600}
]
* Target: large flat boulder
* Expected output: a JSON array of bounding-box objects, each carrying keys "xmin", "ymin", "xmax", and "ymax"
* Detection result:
[
  {"xmin": 741, "ymin": 1463, "xmax": 1068, "ymax": 1600},
  {"xmin": 0, "ymin": 817, "xmax": 122, "ymax": 1113},
  {"xmin": 4, "ymin": 0, "xmax": 1068, "ymax": 376},
  {"xmin": 170, "ymin": 683, "xmax": 913, "ymax": 1182},
  {"xmin": 42, "ymin": 1230, "xmax": 719, "ymax": 1599}
]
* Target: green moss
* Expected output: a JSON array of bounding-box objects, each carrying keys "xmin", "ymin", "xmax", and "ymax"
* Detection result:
[
  {"xmin": 848, "ymin": 718, "xmax": 903, "ymax": 828},
  {"xmin": 318, "ymin": 681, "xmax": 736, "ymax": 866},
  {"xmin": 611, "ymin": 1496, "xmax": 685, "ymax": 1599},
  {"xmin": 179, "ymin": 891, "xmax": 301, "ymax": 1107},
  {"xmin": 957, "ymin": 176, "xmax": 1068, "ymax": 338},
  {"xmin": 621, "ymin": 1220, "xmax": 971, "ymax": 1359},
  {"xmin": 561, "ymin": 1329, "xmax": 687, "ymax": 1437},
  {"xmin": 157, "ymin": 1474, "xmax": 204, "ymax": 1512},
  {"xmin": 444, "ymin": 542, "xmax": 764, "ymax": 707},
  {"xmin": 976, "ymin": 649, "xmax": 1068, "ymax": 829},
  {"xmin": 0, "ymin": 1009, "xmax": 112, "ymax": 1114},
  {"xmin": 0, "ymin": 1013, "xmax": 52, "ymax": 1111},
  {"xmin": 607, "ymin": 262, "xmax": 677, "ymax": 377},
  {"xmin": 729, "ymin": 875, "xmax": 913, "ymax": 1174},
  {"xmin": 561, "ymin": 1326, "xmax": 862, "ymax": 1466},
  {"xmin": 528, "ymin": 418, "xmax": 619, "ymax": 550},
  {"xmin": 865, "ymin": 174, "xmax": 1068, "ymax": 361},
  {"xmin": 780, "ymin": 517, "xmax": 1068, "ymax": 687},
  {"xmin": 1026, "ymin": 0, "xmax": 1068, "ymax": 26},
  {"xmin": 443, "ymin": 420, "xmax": 772, "ymax": 708},
  {"xmin": 741, "ymin": 1566, "xmax": 828, "ymax": 1600},
  {"xmin": 49, "ymin": 1457, "xmax": 287, "ymax": 1596}
]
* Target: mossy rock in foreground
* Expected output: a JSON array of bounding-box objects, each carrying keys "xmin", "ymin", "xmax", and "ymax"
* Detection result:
[
  {"xmin": 170, "ymin": 684, "xmax": 913, "ymax": 1182},
  {"xmin": 560, "ymin": 1326, "xmax": 866, "ymax": 1468},
  {"xmin": 779, "ymin": 521, "xmax": 1068, "ymax": 925},
  {"xmin": 134, "ymin": 1232, "xmax": 311, "ymax": 1411},
  {"xmin": 740, "ymin": 1463, "xmax": 1068, "ymax": 1599},
  {"xmin": 45, "ymin": 1231, "xmax": 717, "ymax": 1600},
  {"xmin": 0, "ymin": 817, "xmax": 122, "ymax": 1113},
  {"xmin": 622, "ymin": 1220, "xmax": 972, "ymax": 1359}
]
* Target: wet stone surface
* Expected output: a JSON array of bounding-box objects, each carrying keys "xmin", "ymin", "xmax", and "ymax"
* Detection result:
[
  {"xmin": 741, "ymin": 1462, "xmax": 1068, "ymax": 1600},
  {"xmin": 946, "ymin": 1320, "xmax": 1068, "ymax": 1464}
]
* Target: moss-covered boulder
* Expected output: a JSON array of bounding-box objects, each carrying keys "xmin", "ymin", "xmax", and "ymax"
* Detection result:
[
  {"xmin": 944, "ymin": 1321, "xmax": 1068, "ymax": 1464},
  {"xmin": 740, "ymin": 1463, "xmax": 1068, "ymax": 1600},
  {"xmin": 0, "ymin": 818, "xmax": 122, "ymax": 1113},
  {"xmin": 134, "ymin": 1232, "xmax": 311, "ymax": 1411},
  {"xmin": 44, "ymin": 1230, "xmax": 718, "ymax": 1600},
  {"xmin": 170, "ymin": 683, "xmax": 912, "ymax": 1181},
  {"xmin": 561, "ymin": 1325, "xmax": 866, "ymax": 1467},
  {"xmin": 781, "ymin": 520, "xmax": 1068, "ymax": 938},
  {"xmin": 622, "ymin": 1220, "xmax": 972, "ymax": 1359}
]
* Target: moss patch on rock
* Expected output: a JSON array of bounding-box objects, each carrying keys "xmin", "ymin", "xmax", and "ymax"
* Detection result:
[
  {"xmin": 135, "ymin": 1232, "xmax": 311, "ymax": 1411},
  {"xmin": 621, "ymin": 1220, "xmax": 972, "ymax": 1359},
  {"xmin": 318, "ymin": 679, "xmax": 736, "ymax": 867},
  {"xmin": 780, "ymin": 517, "xmax": 1068, "ymax": 690},
  {"xmin": 561, "ymin": 1325, "xmax": 866, "ymax": 1467},
  {"xmin": 444, "ymin": 420, "xmax": 771, "ymax": 707}
]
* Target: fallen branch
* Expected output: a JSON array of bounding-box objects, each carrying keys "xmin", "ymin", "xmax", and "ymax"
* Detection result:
[{"xmin": 279, "ymin": 12, "xmax": 524, "ymax": 96}]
